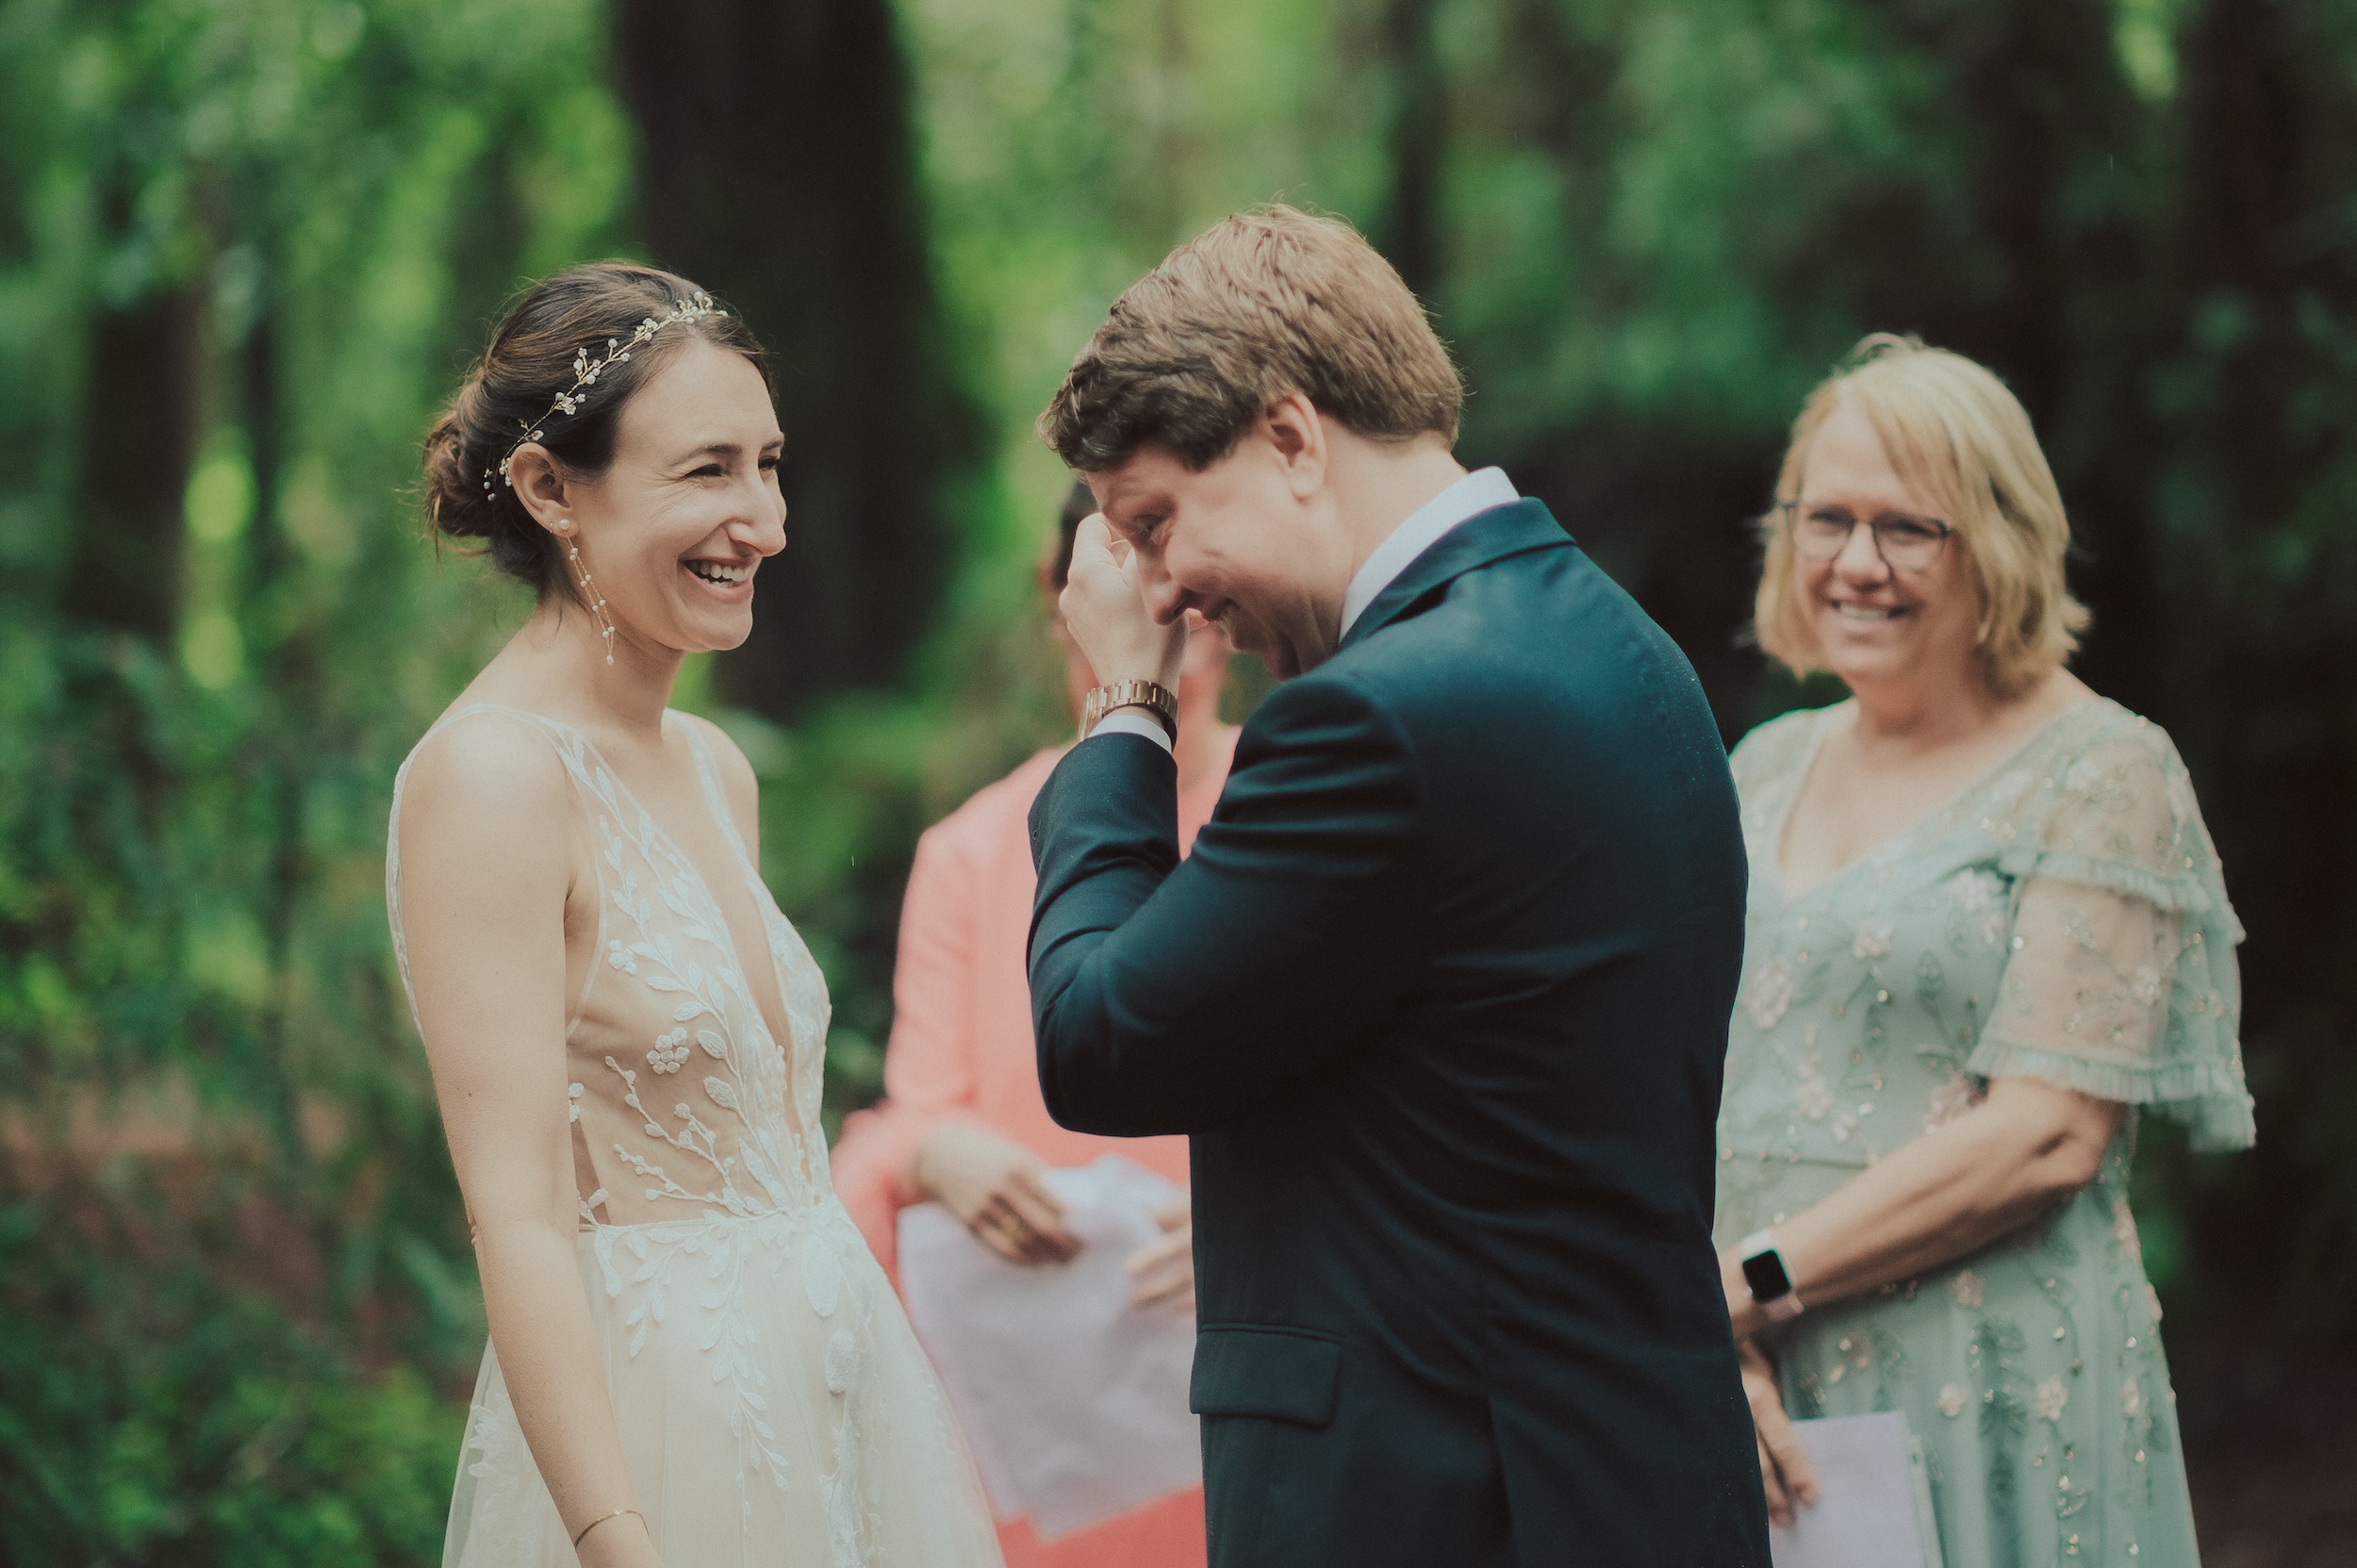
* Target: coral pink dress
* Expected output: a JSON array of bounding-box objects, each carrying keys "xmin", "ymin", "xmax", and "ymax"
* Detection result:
[{"xmin": 832, "ymin": 732, "xmax": 1236, "ymax": 1568}]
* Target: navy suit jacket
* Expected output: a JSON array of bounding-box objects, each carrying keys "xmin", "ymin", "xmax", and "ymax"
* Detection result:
[{"xmin": 1028, "ymin": 500, "xmax": 1770, "ymax": 1567}]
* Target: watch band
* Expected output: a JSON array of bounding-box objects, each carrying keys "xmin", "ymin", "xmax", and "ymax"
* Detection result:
[
  {"xmin": 1080, "ymin": 678, "xmax": 1178, "ymax": 741},
  {"xmin": 1739, "ymin": 1228, "xmax": 1805, "ymax": 1322}
]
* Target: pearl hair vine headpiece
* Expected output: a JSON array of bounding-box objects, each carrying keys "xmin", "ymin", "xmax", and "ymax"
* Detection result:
[{"xmin": 482, "ymin": 290, "xmax": 720, "ymax": 495}]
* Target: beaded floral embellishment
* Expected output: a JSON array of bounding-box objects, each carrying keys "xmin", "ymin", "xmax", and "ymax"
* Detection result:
[{"xmin": 482, "ymin": 290, "xmax": 719, "ymax": 494}]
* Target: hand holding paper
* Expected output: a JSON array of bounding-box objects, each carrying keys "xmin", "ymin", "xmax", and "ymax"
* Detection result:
[
  {"xmin": 1766, "ymin": 1412, "xmax": 1945, "ymax": 1568},
  {"xmin": 898, "ymin": 1156, "xmax": 1201, "ymax": 1541},
  {"xmin": 912, "ymin": 1122, "xmax": 1080, "ymax": 1264}
]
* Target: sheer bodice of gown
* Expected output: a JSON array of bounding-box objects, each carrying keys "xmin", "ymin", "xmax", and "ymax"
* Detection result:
[{"xmin": 387, "ymin": 703, "xmax": 1002, "ymax": 1568}]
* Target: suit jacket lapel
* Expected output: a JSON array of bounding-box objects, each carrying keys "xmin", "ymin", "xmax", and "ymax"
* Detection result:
[{"xmin": 1335, "ymin": 499, "xmax": 1575, "ymax": 656}]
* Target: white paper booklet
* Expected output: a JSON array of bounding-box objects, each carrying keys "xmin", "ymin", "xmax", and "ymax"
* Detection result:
[
  {"xmin": 1769, "ymin": 1411, "xmax": 1947, "ymax": 1568},
  {"xmin": 898, "ymin": 1154, "xmax": 1201, "ymax": 1540}
]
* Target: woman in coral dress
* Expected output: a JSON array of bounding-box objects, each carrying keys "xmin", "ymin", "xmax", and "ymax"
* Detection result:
[{"xmin": 831, "ymin": 485, "xmax": 1236, "ymax": 1568}]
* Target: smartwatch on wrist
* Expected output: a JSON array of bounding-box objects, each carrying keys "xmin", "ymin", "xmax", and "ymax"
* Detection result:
[{"xmin": 1739, "ymin": 1229, "xmax": 1805, "ymax": 1323}]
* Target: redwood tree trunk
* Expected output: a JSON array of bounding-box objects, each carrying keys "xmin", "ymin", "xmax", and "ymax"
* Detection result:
[
  {"xmin": 61, "ymin": 289, "xmax": 205, "ymax": 639},
  {"xmin": 617, "ymin": 0, "xmax": 983, "ymax": 721}
]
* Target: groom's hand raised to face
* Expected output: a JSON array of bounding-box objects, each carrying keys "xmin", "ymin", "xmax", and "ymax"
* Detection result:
[{"xmin": 1060, "ymin": 512, "xmax": 1188, "ymax": 697}]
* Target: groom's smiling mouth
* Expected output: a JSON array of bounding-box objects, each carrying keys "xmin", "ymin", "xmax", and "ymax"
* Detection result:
[{"xmin": 1196, "ymin": 600, "xmax": 1246, "ymax": 649}]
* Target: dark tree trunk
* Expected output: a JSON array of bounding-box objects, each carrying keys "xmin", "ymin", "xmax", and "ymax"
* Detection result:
[
  {"xmin": 1376, "ymin": 0, "xmax": 1446, "ymax": 300},
  {"xmin": 617, "ymin": 0, "xmax": 983, "ymax": 722},
  {"xmin": 60, "ymin": 289, "xmax": 205, "ymax": 639},
  {"xmin": 2161, "ymin": 0, "xmax": 2357, "ymax": 1320}
]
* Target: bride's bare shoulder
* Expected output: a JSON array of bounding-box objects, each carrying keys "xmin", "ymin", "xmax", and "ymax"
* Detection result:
[{"xmin": 398, "ymin": 705, "xmax": 570, "ymax": 838}]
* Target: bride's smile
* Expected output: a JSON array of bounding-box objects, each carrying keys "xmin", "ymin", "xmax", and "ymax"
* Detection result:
[{"xmin": 505, "ymin": 337, "xmax": 789, "ymax": 671}]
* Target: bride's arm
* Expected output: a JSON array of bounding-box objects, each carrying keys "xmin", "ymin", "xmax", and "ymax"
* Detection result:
[{"xmin": 396, "ymin": 722, "xmax": 662, "ymax": 1568}]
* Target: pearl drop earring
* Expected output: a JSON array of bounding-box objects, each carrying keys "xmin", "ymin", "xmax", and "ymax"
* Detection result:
[{"xmin": 560, "ymin": 521, "xmax": 617, "ymax": 665}]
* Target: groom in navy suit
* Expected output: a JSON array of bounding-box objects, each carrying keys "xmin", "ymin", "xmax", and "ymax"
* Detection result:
[{"xmin": 1025, "ymin": 206, "xmax": 1769, "ymax": 1567}]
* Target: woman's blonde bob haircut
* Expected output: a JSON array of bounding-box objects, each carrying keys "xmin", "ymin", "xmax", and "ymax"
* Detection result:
[{"xmin": 1755, "ymin": 334, "xmax": 2089, "ymax": 699}]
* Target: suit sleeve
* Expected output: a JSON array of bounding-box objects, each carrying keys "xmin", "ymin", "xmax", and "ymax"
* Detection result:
[{"xmin": 1028, "ymin": 675, "xmax": 1423, "ymax": 1136}]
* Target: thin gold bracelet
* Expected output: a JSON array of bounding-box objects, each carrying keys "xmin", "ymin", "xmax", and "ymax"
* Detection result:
[{"xmin": 571, "ymin": 1507, "xmax": 645, "ymax": 1548}]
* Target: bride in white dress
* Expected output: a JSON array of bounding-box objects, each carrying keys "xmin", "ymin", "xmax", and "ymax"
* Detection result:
[{"xmin": 389, "ymin": 262, "xmax": 1003, "ymax": 1568}]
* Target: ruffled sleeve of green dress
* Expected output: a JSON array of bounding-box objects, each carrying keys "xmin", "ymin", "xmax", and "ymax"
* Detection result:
[{"xmin": 1969, "ymin": 712, "xmax": 2254, "ymax": 1149}]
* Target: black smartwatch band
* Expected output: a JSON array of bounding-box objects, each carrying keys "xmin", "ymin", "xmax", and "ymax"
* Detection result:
[{"xmin": 1739, "ymin": 1229, "xmax": 1805, "ymax": 1322}]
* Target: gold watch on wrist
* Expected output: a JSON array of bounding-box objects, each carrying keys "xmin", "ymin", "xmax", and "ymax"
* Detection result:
[{"xmin": 1080, "ymin": 678, "xmax": 1178, "ymax": 741}]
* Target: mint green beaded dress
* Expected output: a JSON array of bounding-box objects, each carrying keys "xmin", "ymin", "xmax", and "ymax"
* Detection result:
[{"xmin": 1715, "ymin": 697, "xmax": 2253, "ymax": 1568}]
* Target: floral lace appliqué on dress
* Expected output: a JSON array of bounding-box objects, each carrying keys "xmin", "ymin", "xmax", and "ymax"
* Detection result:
[
  {"xmin": 388, "ymin": 705, "xmax": 1002, "ymax": 1568},
  {"xmin": 1716, "ymin": 697, "xmax": 2251, "ymax": 1568}
]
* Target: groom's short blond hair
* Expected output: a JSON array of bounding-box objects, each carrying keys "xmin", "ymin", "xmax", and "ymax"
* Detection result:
[{"xmin": 1039, "ymin": 205, "xmax": 1462, "ymax": 472}]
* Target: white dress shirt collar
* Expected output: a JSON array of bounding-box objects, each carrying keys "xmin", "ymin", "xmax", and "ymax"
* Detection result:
[
  {"xmin": 1086, "ymin": 465, "xmax": 1522, "ymax": 753},
  {"xmin": 1336, "ymin": 466, "xmax": 1521, "ymax": 641}
]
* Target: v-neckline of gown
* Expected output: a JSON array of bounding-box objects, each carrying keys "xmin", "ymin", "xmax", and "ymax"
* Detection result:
[
  {"xmin": 456, "ymin": 701, "xmax": 799, "ymax": 1064},
  {"xmin": 1769, "ymin": 697, "xmax": 2101, "ymax": 904}
]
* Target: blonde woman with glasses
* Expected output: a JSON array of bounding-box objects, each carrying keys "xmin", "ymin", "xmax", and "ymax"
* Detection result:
[{"xmin": 1715, "ymin": 335, "xmax": 2253, "ymax": 1567}]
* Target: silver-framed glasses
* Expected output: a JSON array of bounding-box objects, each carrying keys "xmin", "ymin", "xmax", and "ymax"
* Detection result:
[{"xmin": 1777, "ymin": 501, "xmax": 1953, "ymax": 572}]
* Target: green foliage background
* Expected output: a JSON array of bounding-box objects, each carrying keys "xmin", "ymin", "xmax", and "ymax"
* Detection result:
[{"xmin": 2, "ymin": 0, "xmax": 2351, "ymax": 1560}]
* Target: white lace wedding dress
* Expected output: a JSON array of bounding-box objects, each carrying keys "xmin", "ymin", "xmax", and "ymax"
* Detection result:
[{"xmin": 387, "ymin": 704, "xmax": 1003, "ymax": 1568}]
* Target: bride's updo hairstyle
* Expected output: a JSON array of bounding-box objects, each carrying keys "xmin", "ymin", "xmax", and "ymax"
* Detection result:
[{"xmin": 422, "ymin": 262, "xmax": 768, "ymax": 600}]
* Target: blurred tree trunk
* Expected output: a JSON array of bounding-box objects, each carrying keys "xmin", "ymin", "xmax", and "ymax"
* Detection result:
[
  {"xmin": 617, "ymin": 0, "xmax": 983, "ymax": 722},
  {"xmin": 2162, "ymin": 0, "xmax": 2357, "ymax": 1318},
  {"xmin": 1376, "ymin": 0, "xmax": 1446, "ymax": 299},
  {"xmin": 242, "ymin": 304, "xmax": 314, "ymax": 1166},
  {"xmin": 1904, "ymin": 0, "xmax": 2162, "ymax": 715},
  {"xmin": 59, "ymin": 289, "xmax": 204, "ymax": 639},
  {"xmin": 2176, "ymin": 0, "xmax": 2309, "ymax": 582}
]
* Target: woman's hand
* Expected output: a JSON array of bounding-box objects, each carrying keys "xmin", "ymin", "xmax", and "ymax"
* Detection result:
[
  {"xmin": 1739, "ymin": 1339, "xmax": 1819, "ymax": 1528},
  {"xmin": 912, "ymin": 1124, "xmax": 1080, "ymax": 1264},
  {"xmin": 1127, "ymin": 1196, "xmax": 1195, "ymax": 1313}
]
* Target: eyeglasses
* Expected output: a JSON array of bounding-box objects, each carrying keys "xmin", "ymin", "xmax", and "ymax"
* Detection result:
[{"xmin": 1777, "ymin": 502, "xmax": 1953, "ymax": 572}]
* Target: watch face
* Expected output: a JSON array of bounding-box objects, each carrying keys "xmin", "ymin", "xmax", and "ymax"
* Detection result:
[{"xmin": 1741, "ymin": 1247, "xmax": 1793, "ymax": 1303}]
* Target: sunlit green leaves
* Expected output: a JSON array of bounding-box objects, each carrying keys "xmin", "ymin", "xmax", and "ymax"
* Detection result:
[{"xmin": 0, "ymin": 1, "xmax": 635, "ymax": 1556}]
